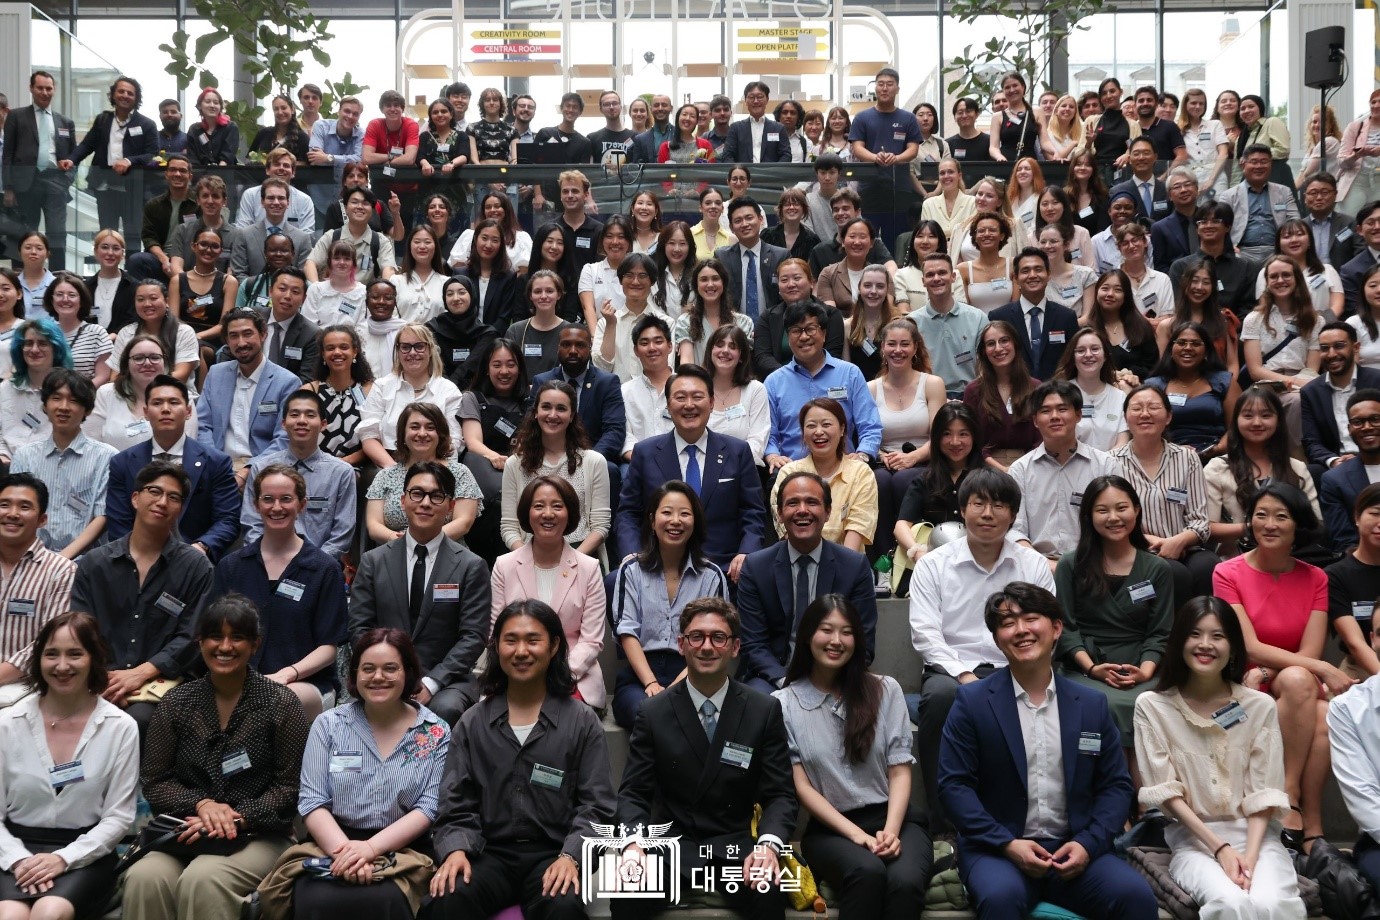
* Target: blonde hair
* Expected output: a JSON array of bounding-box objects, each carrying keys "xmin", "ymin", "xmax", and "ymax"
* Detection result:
[
  {"xmin": 93, "ymin": 228, "xmax": 126, "ymax": 249},
  {"xmin": 1050, "ymin": 95, "xmax": 1083, "ymax": 145},
  {"xmin": 390, "ymin": 323, "xmax": 445, "ymax": 378}
]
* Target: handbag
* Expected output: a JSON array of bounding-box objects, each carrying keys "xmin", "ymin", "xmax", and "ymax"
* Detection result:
[{"xmin": 114, "ymin": 813, "xmax": 253, "ymax": 875}]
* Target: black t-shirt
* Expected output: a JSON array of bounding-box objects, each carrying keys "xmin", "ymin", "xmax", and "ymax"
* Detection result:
[
  {"xmin": 1141, "ymin": 118, "xmax": 1187, "ymax": 163},
  {"xmin": 559, "ymin": 215, "xmax": 604, "ymax": 271},
  {"xmin": 588, "ymin": 128, "xmax": 636, "ymax": 169},
  {"xmin": 535, "ymin": 127, "xmax": 593, "ymax": 165},
  {"xmin": 1327, "ymin": 554, "xmax": 1380, "ymax": 644},
  {"xmin": 946, "ymin": 132, "xmax": 991, "ymax": 164}
]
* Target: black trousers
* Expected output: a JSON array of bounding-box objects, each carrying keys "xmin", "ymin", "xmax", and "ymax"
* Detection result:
[
  {"xmin": 11, "ymin": 169, "xmax": 70, "ymax": 269},
  {"xmin": 800, "ymin": 803, "xmax": 932, "ymax": 920},
  {"xmin": 917, "ymin": 663, "xmax": 999, "ymax": 832},
  {"xmin": 427, "ymin": 841, "xmax": 586, "ymax": 920}
]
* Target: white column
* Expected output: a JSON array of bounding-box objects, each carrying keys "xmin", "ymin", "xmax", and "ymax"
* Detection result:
[
  {"xmin": 0, "ymin": 4, "xmax": 34, "ymax": 100},
  {"xmin": 1287, "ymin": 0, "xmax": 1353, "ymax": 158}
]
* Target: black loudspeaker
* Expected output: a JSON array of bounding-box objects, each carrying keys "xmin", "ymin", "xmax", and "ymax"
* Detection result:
[{"xmin": 1305, "ymin": 26, "xmax": 1346, "ymax": 89}]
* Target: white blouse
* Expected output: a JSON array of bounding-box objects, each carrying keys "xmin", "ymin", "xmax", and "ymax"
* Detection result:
[
  {"xmin": 357, "ymin": 373, "xmax": 464, "ymax": 453},
  {"xmin": 83, "ymin": 383, "xmax": 199, "ymax": 452},
  {"xmin": 390, "ymin": 271, "xmax": 448, "ymax": 324},
  {"xmin": 578, "ymin": 260, "xmax": 625, "ymax": 317},
  {"xmin": 447, "ymin": 229, "xmax": 533, "ymax": 271},
  {"xmin": 0, "ymin": 696, "xmax": 139, "ymax": 872},
  {"xmin": 303, "ymin": 280, "xmax": 367, "ymax": 328},
  {"xmin": 708, "ymin": 379, "xmax": 770, "ymax": 466},
  {"xmin": 0, "ymin": 382, "xmax": 48, "ymax": 459}
]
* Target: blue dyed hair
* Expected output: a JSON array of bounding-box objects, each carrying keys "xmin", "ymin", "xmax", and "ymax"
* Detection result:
[{"xmin": 10, "ymin": 316, "xmax": 73, "ymax": 388}]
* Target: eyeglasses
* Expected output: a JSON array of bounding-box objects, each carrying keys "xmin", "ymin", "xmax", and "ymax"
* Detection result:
[
  {"xmin": 622, "ymin": 272, "xmax": 652, "ymax": 282},
  {"xmin": 359, "ymin": 662, "xmax": 403, "ymax": 676},
  {"xmin": 21, "ymin": 340, "xmax": 52, "ymax": 351},
  {"xmin": 140, "ymin": 484, "xmax": 185, "ymax": 505},
  {"xmin": 257, "ymin": 495, "xmax": 300, "ymax": 506},
  {"xmin": 966, "ymin": 498, "xmax": 1011, "ymax": 513},
  {"xmin": 788, "ymin": 323, "xmax": 822, "ymax": 338},
  {"xmin": 397, "ymin": 342, "xmax": 430, "ymax": 354},
  {"xmin": 682, "ymin": 631, "xmax": 732, "ymax": 649},
  {"xmin": 129, "ymin": 353, "xmax": 164, "ymax": 365},
  {"xmin": 405, "ymin": 488, "xmax": 449, "ymax": 505},
  {"xmin": 1350, "ymin": 415, "xmax": 1380, "ymax": 429},
  {"xmin": 1171, "ymin": 339, "xmax": 1206, "ymax": 348}
]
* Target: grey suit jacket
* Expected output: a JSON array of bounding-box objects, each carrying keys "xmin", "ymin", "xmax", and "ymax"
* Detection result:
[
  {"xmin": 347, "ymin": 535, "xmax": 492, "ymax": 689},
  {"xmin": 230, "ymin": 222, "xmax": 312, "ymax": 278},
  {"xmin": 2, "ymin": 106, "xmax": 76, "ymax": 193},
  {"xmin": 1218, "ymin": 181, "xmax": 1300, "ymax": 247},
  {"xmin": 714, "ymin": 241, "xmax": 788, "ymax": 317}
]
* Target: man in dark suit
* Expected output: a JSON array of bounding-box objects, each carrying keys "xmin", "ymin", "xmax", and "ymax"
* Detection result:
[
  {"xmin": 1107, "ymin": 137, "xmax": 1168, "ymax": 224},
  {"xmin": 613, "ymin": 596, "xmax": 797, "ymax": 920},
  {"xmin": 721, "ymin": 82, "xmax": 792, "ymax": 164},
  {"xmin": 938, "ymin": 582, "xmax": 1158, "ymax": 920},
  {"xmin": 988, "ymin": 248, "xmax": 1080, "ymax": 380},
  {"xmin": 532, "ymin": 324, "xmax": 626, "ymax": 465},
  {"xmin": 105, "ymin": 374, "xmax": 241, "ymax": 559},
  {"xmin": 261, "ymin": 267, "xmax": 321, "ymax": 382},
  {"xmin": 1321, "ymin": 388, "xmax": 1380, "ymax": 553},
  {"xmin": 628, "ymin": 94, "xmax": 674, "ymax": 165},
  {"xmin": 715, "ymin": 196, "xmax": 786, "ymax": 323},
  {"xmin": 736, "ymin": 471, "xmax": 876, "ymax": 692},
  {"xmin": 348, "ymin": 460, "xmax": 492, "ymax": 725},
  {"xmin": 1301, "ymin": 173, "xmax": 1359, "ymax": 267},
  {"xmin": 616, "ymin": 366, "xmax": 768, "ymax": 576},
  {"xmin": 1340, "ymin": 201, "xmax": 1380, "ymax": 317},
  {"xmin": 229, "ymin": 178, "xmax": 313, "ymax": 279},
  {"xmin": 2, "ymin": 71, "xmax": 76, "ymax": 269},
  {"xmin": 1302, "ymin": 323, "xmax": 1380, "ymax": 485},
  {"xmin": 65, "ymin": 76, "xmax": 159, "ymax": 250},
  {"xmin": 1149, "ymin": 166, "xmax": 1199, "ymax": 272}
]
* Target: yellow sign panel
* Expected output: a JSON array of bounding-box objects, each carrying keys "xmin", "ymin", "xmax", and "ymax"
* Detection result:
[
  {"xmin": 471, "ymin": 29, "xmax": 560, "ymax": 38},
  {"xmin": 737, "ymin": 42, "xmax": 811, "ymax": 53},
  {"xmin": 738, "ymin": 27, "xmax": 826, "ymax": 36}
]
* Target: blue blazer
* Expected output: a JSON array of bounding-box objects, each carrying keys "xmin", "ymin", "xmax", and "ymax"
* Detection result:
[
  {"xmin": 988, "ymin": 299, "xmax": 1080, "ymax": 381},
  {"xmin": 615, "ymin": 430, "xmax": 768, "ymax": 568},
  {"xmin": 629, "ymin": 129, "xmax": 660, "ymax": 165},
  {"xmin": 1321, "ymin": 457, "xmax": 1371, "ymax": 552},
  {"xmin": 105, "ymin": 438, "xmax": 241, "ymax": 559},
  {"xmin": 196, "ymin": 359, "xmax": 298, "ymax": 458},
  {"xmin": 1301, "ymin": 366, "xmax": 1380, "ymax": 468},
  {"xmin": 736, "ymin": 540, "xmax": 876, "ymax": 686},
  {"xmin": 721, "ymin": 118, "xmax": 794, "ymax": 164},
  {"xmin": 1341, "ymin": 249, "xmax": 1378, "ymax": 318},
  {"xmin": 530, "ymin": 365, "xmax": 627, "ymax": 464},
  {"xmin": 938, "ymin": 668, "xmax": 1133, "ymax": 862},
  {"xmin": 1150, "ymin": 211, "xmax": 1193, "ymax": 273}
]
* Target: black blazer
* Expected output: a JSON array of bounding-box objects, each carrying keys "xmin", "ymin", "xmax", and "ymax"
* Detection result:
[
  {"xmin": 617, "ymin": 679, "xmax": 797, "ymax": 852},
  {"xmin": 714, "ymin": 241, "xmax": 788, "ymax": 318},
  {"xmin": 751, "ymin": 299, "xmax": 845, "ymax": 379},
  {"xmin": 70, "ymin": 110, "xmax": 160, "ymax": 170},
  {"xmin": 1301, "ymin": 365, "xmax": 1380, "ymax": 467},
  {"xmin": 1150, "ymin": 211, "xmax": 1194, "ymax": 273},
  {"xmin": 2, "ymin": 105, "xmax": 76, "ymax": 192},
  {"xmin": 464, "ymin": 268, "xmax": 521, "ymax": 333},
  {"xmin": 1340, "ymin": 249, "xmax": 1379, "ymax": 318},
  {"xmin": 267, "ymin": 313, "xmax": 322, "ymax": 382},
  {"xmin": 347, "ymin": 535, "xmax": 491, "ymax": 689},
  {"xmin": 989, "ymin": 298, "xmax": 1081, "ymax": 380},
  {"xmin": 82, "ymin": 270, "xmax": 138, "ymax": 333},
  {"xmin": 1109, "ymin": 176, "xmax": 1170, "ymax": 223},
  {"xmin": 721, "ymin": 118, "xmax": 793, "ymax": 164}
]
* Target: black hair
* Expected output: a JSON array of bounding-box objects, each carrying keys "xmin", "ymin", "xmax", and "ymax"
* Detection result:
[
  {"xmin": 403, "ymin": 459, "xmax": 456, "ymax": 497},
  {"xmin": 636, "ymin": 481, "xmax": 708, "ymax": 571},
  {"xmin": 774, "ymin": 470, "xmax": 832, "ymax": 513},
  {"xmin": 0, "ymin": 472, "xmax": 48, "ymax": 514},
  {"xmin": 983, "ymin": 582, "xmax": 1062, "ymax": 634},
  {"xmin": 1155, "ymin": 597, "xmax": 1248, "ymax": 690},
  {"xmin": 1244, "ymin": 481, "xmax": 1323, "ymax": 551},
  {"xmin": 481, "ymin": 600, "xmax": 576, "ymax": 698},
  {"xmin": 196, "ymin": 592, "xmax": 262, "ymax": 643},
  {"xmin": 40, "ymin": 367, "xmax": 95, "ymax": 414},
  {"xmin": 1073, "ymin": 475, "xmax": 1149, "ymax": 599},
  {"xmin": 782, "ymin": 594, "xmax": 882, "ymax": 764},
  {"xmin": 957, "ymin": 468, "xmax": 1022, "ymax": 516}
]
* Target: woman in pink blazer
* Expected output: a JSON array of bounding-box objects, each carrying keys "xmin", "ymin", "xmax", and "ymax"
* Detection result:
[{"xmin": 491, "ymin": 475, "xmax": 607, "ymax": 708}]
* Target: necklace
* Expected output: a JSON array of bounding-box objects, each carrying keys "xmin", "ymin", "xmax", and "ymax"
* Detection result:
[
  {"xmin": 192, "ymin": 266, "xmax": 217, "ymax": 278},
  {"xmin": 41, "ymin": 705, "xmax": 85, "ymax": 729}
]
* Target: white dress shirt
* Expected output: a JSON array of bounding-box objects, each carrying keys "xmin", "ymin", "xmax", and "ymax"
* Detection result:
[
  {"xmin": 673, "ymin": 429, "xmax": 712, "ymax": 480},
  {"xmin": 909, "ymin": 536, "xmax": 1056, "ymax": 676},
  {"xmin": 749, "ymin": 117, "xmax": 766, "ymax": 163},
  {"xmin": 303, "ymin": 280, "xmax": 367, "ymax": 328},
  {"xmin": 106, "ymin": 115, "xmax": 130, "ymax": 165},
  {"xmin": 736, "ymin": 242, "xmax": 766, "ymax": 317},
  {"xmin": 390, "ymin": 271, "xmax": 448, "ymax": 324},
  {"xmin": 357, "ymin": 374, "xmax": 464, "ymax": 453},
  {"xmin": 222, "ymin": 360, "xmax": 264, "ymax": 460},
  {"xmin": 1008, "ymin": 442, "xmax": 1118, "ymax": 556},
  {"xmin": 622, "ymin": 375, "xmax": 674, "ymax": 455},
  {"xmin": 1015, "ymin": 672, "xmax": 1069, "ymax": 839},
  {"xmin": 1326, "ymin": 372, "xmax": 1360, "ymax": 457},
  {"xmin": 592, "ymin": 304, "xmax": 672, "ymax": 384},
  {"xmin": 1328, "ymin": 673, "xmax": 1380, "ymax": 842}
]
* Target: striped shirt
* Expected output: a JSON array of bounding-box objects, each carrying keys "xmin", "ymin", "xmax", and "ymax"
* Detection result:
[
  {"xmin": 298, "ymin": 701, "xmax": 450, "ymax": 827},
  {"xmin": 612, "ymin": 556, "xmax": 729, "ymax": 652},
  {"xmin": 1112, "ymin": 439, "xmax": 1212, "ymax": 544},
  {"xmin": 11, "ymin": 434, "xmax": 117, "ymax": 552},
  {"xmin": 0, "ymin": 538, "xmax": 77, "ymax": 670},
  {"xmin": 62, "ymin": 322, "xmax": 114, "ymax": 383}
]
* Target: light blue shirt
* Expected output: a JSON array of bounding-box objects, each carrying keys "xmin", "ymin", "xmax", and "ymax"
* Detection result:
[
  {"xmin": 298, "ymin": 701, "xmax": 450, "ymax": 827},
  {"xmin": 234, "ymin": 184, "xmax": 318, "ymax": 237},
  {"xmin": 239, "ymin": 446, "xmax": 358, "ymax": 558},
  {"xmin": 308, "ymin": 119, "xmax": 364, "ymax": 183},
  {"xmin": 10, "ymin": 433, "xmax": 117, "ymax": 552},
  {"xmin": 764, "ymin": 354, "xmax": 883, "ymax": 459},
  {"xmin": 908, "ymin": 300, "xmax": 989, "ymax": 395},
  {"xmin": 612, "ymin": 556, "xmax": 729, "ymax": 653}
]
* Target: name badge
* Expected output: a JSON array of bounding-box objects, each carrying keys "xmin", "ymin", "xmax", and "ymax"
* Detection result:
[
  {"xmin": 892, "ymin": 131, "xmax": 906, "ymax": 142},
  {"xmin": 339, "ymin": 302, "xmax": 356, "ymax": 317},
  {"xmin": 155, "ymin": 593, "xmax": 186, "ymax": 617},
  {"xmin": 194, "ymin": 294, "xmax": 213, "ymax": 306},
  {"xmin": 1168, "ymin": 392, "xmax": 1188, "ymax": 407},
  {"xmin": 1217, "ymin": 279, "xmax": 1225, "ymax": 291},
  {"xmin": 1310, "ymin": 274, "xmax": 1327, "ymax": 290},
  {"xmin": 1078, "ymin": 206, "xmax": 1094, "ymax": 218},
  {"xmin": 389, "ymin": 146, "xmax": 404, "ymax": 157},
  {"xmin": 826, "ymin": 386, "xmax": 849, "ymax": 400},
  {"xmin": 1274, "ymin": 202, "xmax": 1287, "ymax": 211},
  {"xmin": 861, "ymin": 339, "xmax": 877, "ymax": 356},
  {"xmin": 382, "ymin": 166, "xmax": 397, "ymax": 177},
  {"xmin": 720, "ymin": 741, "xmax": 754, "ymax": 769},
  {"xmin": 955, "ymin": 350, "xmax": 974, "ymax": 364},
  {"xmin": 452, "ymin": 348, "xmax": 470, "ymax": 363},
  {"xmin": 128, "ymin": 125, "xmax": 144, "ymax": 136},
  {"xmin": 1048, "ymin": 330, "xmax": 1065, "ymax": 344},
  {"xmin": 199, "ymin": 132, "xmax": 210, "ymax": 145},
  {"xmin": 436, "ymin": 143, "xmax": 450, "ymax": 154},
  {"xmin": 531, "ymin": 763, "xmax": 565, "ymax": 789},
  {"xmin": 1078, "ymin": 732, "xmax": 1101, "ymax": 754},
  {"xmin": 57, "ymin": 128, "xmax": 70, "ymax": 139},
  {"xmin": 1153, "ymin": 200, "xmax": 1169, "ymax": 213},
  {"xmin": 330, "ymin": 751, "xmax": 364, "ymax": 773},
  {"xmin": 1211, "ymin": 701, "xmax": 1247, "ymax": 730},
  {"xmin": 991, "ymin": 278, "xmax": 1011, "ymax": 292},
  {"xmin": 255, "ymin": 296, "xmax": 271, "ymax": 308},
  {"xmin": 256, "ymin": 401, "xmax": 278, "ymax": 416},
  {"xmin": 575, "ymin": 236, "xmax": 591, "ymax": 249},
  {"xmin": 1165, "ymin": 486, "xmax": 1189, "ymax": 505},
  {"xmin": 1070, "ymin": 248, "xmax": 1083, "ymax": 261},
  {"xmin": 524, "ymin": 344, "xmax": 543, "ymax": 357},
  {"xmin": 1351, "ymin": 601, "xmax": 1373, "ymax": 623},
  {"xmin": 1128, "ymin": 580, "xmax": 1157, "ymax": 603},
  {"xmin": 722, "ymin": 404, "xmax": 746, "ymax": 420},
  {"xmin": 283, "ymin": 346, "xmax": 303, "ymax": 361},
  {"xmin": 955, "ymin": 149, "xmax": 967, "ymax": 158},
  {"xmin": 433, "ymin": 583, "xmax": 460, "ymax": 602},
  {"xmin": 49, "ymin": 760, "xmax": 85, "ymax": 789},
  {"xmin": 125, "ymin": 419, "xmax": 151, "ymax": 437},
  {"xmin": 306, "ymin": 496, "xmax": 329, "ymax": 512},
  {"xmin": 221, "ymin": 748, "xmax": 252, "ymax": 776},
  {"xmin": 1199, "ymin": 130, "xmax": 1212, "ymax": 142},
  {"xmin": 1338, "ymin": 228, "xmax": 1354, "ymax": 242},
  {"xmin": 1069, "ymin": 491, "xmax": 1083, "ymax": 508},
  {"xmin": 494, "ymin": 417, "xmax": 517, "ymax": 438},
  {"xmin": 21, "ymin": 412, "xmax": 41, "ymax": 430},
  {"xmin": 66, "ymin": 492, "xmax": 89, "ymax": 514},
  {"xmin": 766, "ymin": 132, "xmax": 780, "ymax": 142},
  {"xmin": 1081, "ymin": 404, "xmax": 1094, "ymax": 419},
  {"xmin": 277, "ymin": 579, "xmax": 305, "ymax": 602},
  {"xmin": 6, "ymin": 599, "xmax": 36, "ymax": 617},
  {"xmin": 1143, "ymin": 293, "xmax": 1157, "ymax": 309}
]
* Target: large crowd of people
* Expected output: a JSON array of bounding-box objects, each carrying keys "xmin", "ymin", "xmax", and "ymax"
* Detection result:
[{"xmin": 0, "ymin": 61, "xmax": 1379, "ymax": 920}]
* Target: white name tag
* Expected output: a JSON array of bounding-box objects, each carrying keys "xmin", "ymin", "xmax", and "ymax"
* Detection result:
[
  {"xmin": 766, "ymin": 133, "xmax": 780, "ymax": 142},
  {"xmin": 221, "ymin": 748, "xmax": 252, "ymax": 776},
  {"xmin": 860, "ymin": 339, "xmax": 877, "ymax": 356},
  {"xmin": 128, "ymin": 125, "xmax": 144, "ymax": 136},
  {"xmin": 276, "ymin": 579, "xmax": 305, "ymax": 602},
  {"xmin": 382, "ymin": 166, "xmax": 397, "ymax": 177},
  {"xmin": 991, "ymin": 278, "xmax": 1011, "ymax": 292},
  {"xmin": 524, "ymin": 344, "xmax": 543, "ymax": 357},
  {"xmin": 955, "ymin": 350, "xmax": 974, "ymax": 364},
  {"xmin": 306, "ymin": 496, "xmax": 329, "ymax": 512},
  {"xmin": 1168, "ymin": 392, "xmax": 1187, "ymax": 407},
  {"xmin": 21, "ymin": 412, "xmax": 41, "ymax": 430},
  {"xmin": 720, "ymin": 741, "xmax": 753, "ymax": 769},
  {"xmin": 1081, "ymin": 404, "xmax": 1094, "ymax": 419},
  {"xmin": 339, "ymin": 302, "xmax": 356, "ymax": 316},
  {"xmin": 1310, "ymin": 274, "xmax": 1327, "ymax": 290},
  {"xmin": 575, "ymin": 236, "xmax": 591, "ymax": 249},
  {"xmin": 66, "ymin": 492, "xmax": 89, "ymax": 514},
  {"xmin": 1142, "ymin": 293, "xmax": 1157, "ymax": 310},
  {"xmin": 49, "ymin": 760, "xmax": 85, "ymax": 788},
  {"xmin": 195, "ymin": 294, "xmax": 213, "ymax": 306},
  {"xmin": 1128, "ymin": 580, "xmax": 1157, "ymax": 603},
  {"xmin": 1078, "ymin": 732, "xmax": 1101, "ymax": 754},
  {"xmin": 494, "ymin": 417, "xmax": 517, "ymax": 438},
  {"xmin": 531, "ymin": 763, "xmax": 565, "ymax": 788},
  {"xmin": 954, "ymin": 149, "xmax": 967, "ymax": 158},
  {"xmin": 125, "ymin": 420, "xmax": 151, "ymax": 437},
  {"xmin": 1069, "ymin": 491, "xmax": 1082, "ymax": 508},
  {"xmin": 433, "ymin": 583, "xmax": 460, "ymax": 602},
  {"xmin": 329, "ymin": 751, "xmax": 364, "ymax": 773},
  {"xmin": 721, "ymin": 404, "xmax": 746, "ymax": 420},
  {"xmin": 1338, "ymin": 228, "xmax": 1354, "ymax": 242},
  {"xmin": 826, "ymin": 386, "xmax": 848, "ymax": 400},
  {"xmin": 1165, "ymin": 487, "xmax": 1189, "ymax": 505},
  {"xmin": 1352, "ymin": 601, "xmax": 1373, "ymax": 623},
  {"xmin": 1211, "ymin": 701, "xmax": 1247, "ymax": 730},
  {"xmin": 1078, "ymin": 206, "xmax": 1094, "ymax": 218},
  {"xmin": 5, "ymin": 599, "xmax": 35, "ymax": 617},
  {"xmin": 1048, "ymin": 330, "xmax": 1065, "ymax": 344},
  {"xmin": 256, "ymin": 401, "xmax": 278, "ymax": 416},
  {"xmin": 452, "ymin": 348, "xmax": 470, "ymax": 363},
  {"xmin": 283, "ymin": 346, "xmax": 303, "ymax": 360}
]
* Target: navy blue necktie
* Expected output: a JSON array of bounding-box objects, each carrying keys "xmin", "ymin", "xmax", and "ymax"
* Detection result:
[{"xmin": 1029, "ymin": 306, "xmax": 1044, "ymax": 371}]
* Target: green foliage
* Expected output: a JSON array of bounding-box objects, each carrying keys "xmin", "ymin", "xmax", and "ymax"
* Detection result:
[
  {"xmin": 322, "ymin": 73, "xmax": 371, "ymax": 119},
  {"xmin": 944, "ymin": 0, "xmax": 1113, "ymax": 102},
  {"xmin": 157, "ymin": 0, "xmax": 335, "ymax": 144}
]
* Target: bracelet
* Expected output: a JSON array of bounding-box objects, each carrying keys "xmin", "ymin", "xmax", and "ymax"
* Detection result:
[
  {"xmin": 559, "ymin": 852, "xmax": 578, "ymax": 866},
  {"xmin": 290, "ymin": 665, "xmax": 300, "ymax": 681},
  {"xmin": 643, "ymin": 680, "xmax": 657, "ymax": 689},
  {"xmin": 1213, "ymin": 842, "xmax": 1231, "ymax": 859}
]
